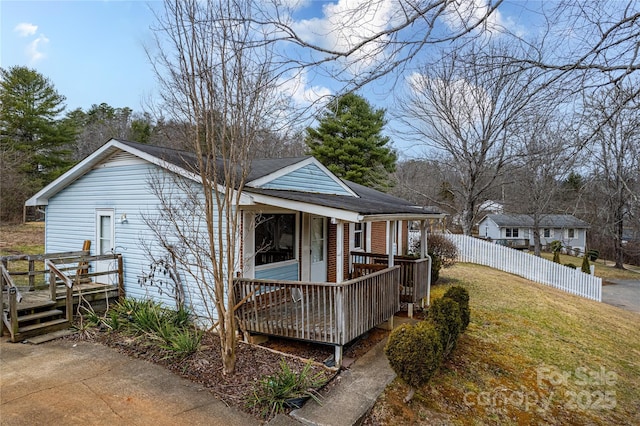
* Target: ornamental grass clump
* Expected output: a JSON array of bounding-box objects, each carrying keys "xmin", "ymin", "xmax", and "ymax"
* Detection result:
[
  {"xmin": 101, "ymin": 298, "xmax": 201, "ymax": 359},
  {"xmin": 247, "ymin": 359, "xmax": 327, "ymax": 419}
]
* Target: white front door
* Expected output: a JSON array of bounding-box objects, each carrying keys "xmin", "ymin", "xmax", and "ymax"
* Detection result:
[
  {"xmin": 310, "ymin": 216, "xmax": 327, "ymax": 282},
  {"xmin": 95, "ymin": 209, "xmax": 115, "ymax": 281}
]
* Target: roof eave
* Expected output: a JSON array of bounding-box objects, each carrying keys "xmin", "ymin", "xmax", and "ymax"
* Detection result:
[{"xmin": 361, "ymin": 213, "xmax": 446, "ymax": 222}]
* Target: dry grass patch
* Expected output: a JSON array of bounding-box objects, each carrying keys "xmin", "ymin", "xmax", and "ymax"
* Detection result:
[
  {"xmin": 366, "ymin": 263, "xmax": 640, "ymax": 425},
  {"xmin": 0, "ymin": 222, "xmax": 45, "ymax": 256},
  {"xmin": 539, "ymin": 252, "xmax": 639, "ymax": 280}
]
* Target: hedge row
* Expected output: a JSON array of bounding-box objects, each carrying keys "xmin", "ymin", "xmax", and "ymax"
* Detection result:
[{"xmin": 384, "ymin": 286, "xmax": 470, "ymax": 394}]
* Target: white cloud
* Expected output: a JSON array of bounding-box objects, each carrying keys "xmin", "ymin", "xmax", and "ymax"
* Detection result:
[
  {"xmin": 14, "ymin": 22, "xmax": 38, "ymax": 37},
  {"xmin": 13, "ymin": 22, "xmax": 49, "ymax": 63},
  {"xmin": 291, "ymin": 0, "xmax": 397, "ymax": 74},
  {"xmin": 26, "ymin": 34, "xmax": 50, "ymax": 63},
  {"xmin": 279, "ymin": 70, "xmax": 332, "ymax": 108},
  {"xmin": 440, "ymin": 0, "xmax": 513, "ymax": 35}
]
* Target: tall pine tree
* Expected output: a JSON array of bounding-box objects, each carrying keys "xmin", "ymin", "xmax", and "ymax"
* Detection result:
[
  {"xmin": 305, "ymin": 93, "xmax": 397, "ymax": 191},
  {"xmin": 0, "ymin": 66, "xmax": 76, "ymax": 221}
]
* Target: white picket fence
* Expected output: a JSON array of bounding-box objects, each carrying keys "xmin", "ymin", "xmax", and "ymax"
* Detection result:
[{"xmin": 443, "ymin": 234, "xmax": 602, "ymax": 302}]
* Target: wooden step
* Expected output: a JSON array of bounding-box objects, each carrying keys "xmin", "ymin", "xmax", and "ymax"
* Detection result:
[
  {"xmin": 18, "ymin": 309, "xmax": 63, "ymax": 323},
  {"xmin": 13, "ymin": 300, "xmax": 57, "ymax": 312},
  {"xmin": 18, "ymin": 318, "xmax": 69, "ymax": 334}
]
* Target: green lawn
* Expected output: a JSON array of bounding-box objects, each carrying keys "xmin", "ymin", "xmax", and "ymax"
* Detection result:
[{"xmin": 368, "ymin": 263, "xmax": 640, "ymax": 425}]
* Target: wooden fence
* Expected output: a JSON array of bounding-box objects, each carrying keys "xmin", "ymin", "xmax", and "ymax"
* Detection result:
[{"xmin": 444, "ymin": 234, "xmax": 602, "ymax": 302}]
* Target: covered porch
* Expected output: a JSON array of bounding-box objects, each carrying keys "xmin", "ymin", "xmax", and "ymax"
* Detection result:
[
  {"xmin": 239, "ymin": 181, "xmax": 444, "ymax": 365},
  {"xmin": 237, "ymin": 212, "xmax": 437, "ymax": 366}
]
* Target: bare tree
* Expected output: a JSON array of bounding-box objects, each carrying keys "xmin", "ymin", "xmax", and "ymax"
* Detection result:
[
  {"xmin": 256, "ymin": 0, "xmax": 504, "ymax": 92},
  {"xmin": 397, "ymin": 41, "xmax": 548, "ymax": 235},
  {"xmin": 582, "ymin": 84, "xmax": 640, "ymax": 268},
  {"xmin": 145, "ymin": 0, "xmax": 287, "ymax": 375},
  {"xmin": 505, "ymin": 115, "xmax": 581, "ymax": 255}
]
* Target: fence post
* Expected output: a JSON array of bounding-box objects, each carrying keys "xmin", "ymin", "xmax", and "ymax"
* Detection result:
[
  {"xmin": 117, "ymin": 254, "xmax": 124, "ymax": 301},
  {"xmin": 9, "ymin": 287, "xmax": 18, "ymax": 339},
  {"xmin": 28, "ymin": 257, "xmax": 35, "ymax": 290},
  {"xmin": 66, "ymin": 282, "xmax": 73, "ymax": 323},
  {"xmin": 49, "ymin": 262, "xmax": 57, "ymax": 301}
]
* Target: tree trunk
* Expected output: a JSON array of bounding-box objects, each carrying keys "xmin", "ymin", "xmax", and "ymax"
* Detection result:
[{"xmin": 461, "ymin": 206, "xmax": 475, "ymax": 236}]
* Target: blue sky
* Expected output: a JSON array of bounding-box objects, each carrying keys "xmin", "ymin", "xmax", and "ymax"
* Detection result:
[
  {"xmin": 1, "ymin": 0, "xmax": 539, "ymax": 155},
  {"xmin": 1, "ymin": 0, "xmax": 161, "ymax": 112}
]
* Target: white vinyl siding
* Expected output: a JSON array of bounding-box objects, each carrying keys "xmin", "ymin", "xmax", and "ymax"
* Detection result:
[
  {"xmin": 260, "ymin": 163, "xmax": 353, "ymax": 195},
  {"xmin": 44, "ymin": 159, "xmax": 228, "ymax": 322}
]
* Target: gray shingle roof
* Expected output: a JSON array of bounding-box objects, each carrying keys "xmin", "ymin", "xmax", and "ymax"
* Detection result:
[
  {"xmin": 118, "ymin": 140, "xmax": 442, "ymax": 217},
  {"xmin": 485, "ymin": 214, "xmax": 590, "ymax": 228}
]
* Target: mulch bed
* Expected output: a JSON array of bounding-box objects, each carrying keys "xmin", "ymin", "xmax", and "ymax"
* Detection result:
[{"xmin": 71, "ymin": 325, "xmax": 389, "ymax": 421}]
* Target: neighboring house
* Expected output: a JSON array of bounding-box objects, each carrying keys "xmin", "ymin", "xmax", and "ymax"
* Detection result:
[
  {"xmin": 478, "ymin": 214, "xmax": 590, "ymax": 253},
  {"xmin": 25, "ymin": 139, "xmax": 444, "ymax": 364}
]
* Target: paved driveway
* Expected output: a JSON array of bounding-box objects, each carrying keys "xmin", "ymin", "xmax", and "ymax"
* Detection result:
[
  {"xmin": 0, "ymin": 338, "xmax": 258, "ymax": 426},
  {"xmin": 601, "ymin": 279, "xmax": 640, "ymax": 314}
]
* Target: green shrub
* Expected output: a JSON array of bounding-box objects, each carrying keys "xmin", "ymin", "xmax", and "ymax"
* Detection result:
[
  {"xmin": 564, "ymin": 263, "xmax": 577, "ymax": 269},
  {"xmin": 427, "ymin": 297, "xmax": 462, "ymax": 356},
  {"xmin": 581, "ymin": 254, "xmax": 591, "ymax": 274},
  {"xmin": 385, "ymin": 322, "xmax": 443, "ymax": 389},
  {"xmin": 587, "ymin": 249, "xmax": 600, "ymax": 262},
  {"xmin": 443, "ymin": 286, "xmax": 470, "ymax": 331},
  {"xmin": 429, "ymin": 253, "xmax": 442, "ymax": 284},
  {"xmin": 247, "ymin": 359, "xmax": 327, "ymax": 419}
]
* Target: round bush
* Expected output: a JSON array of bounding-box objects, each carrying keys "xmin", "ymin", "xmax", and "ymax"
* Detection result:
[
  {"xmin": 564, "ymin": 263, "xmax": 577, "ymax": 269},
  {"xmin": 384, "ymin": 322, "xmax": 443, "ymax": 389},
  {"xmin": 427, "ymin": 234, "xmax": 458, "ymax": 268},
  {"xmin": 427, "ymin": 297, "xmax": 462, "ymax": 356},
  {"xmin": 443, "ymin": 286, "xmax": 470, "ymax": 331}
]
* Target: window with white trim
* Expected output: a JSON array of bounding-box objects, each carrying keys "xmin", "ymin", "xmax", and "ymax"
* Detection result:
[
  {"xmin": 255, "ymin": 214, "xmax": 296, "ymax": 266},
  {"xmin": 506, "ymin": 228, "xmax": 519, "ymax": 238},
  {"xmin": 353, "ymin": 222, "xmax": 366, "ymax": 250},
  {"xmin": 567, "ymin": 228, "xmax": 575, "ymax": 239},
  {"xmin": 543, "ymin": 228, "xmax": 553, "ymax": 238}
]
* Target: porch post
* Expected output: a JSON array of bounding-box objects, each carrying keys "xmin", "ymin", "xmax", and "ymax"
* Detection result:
[
  {"xmin": 336, "ymin": 220, "xmax": 344, "ymax": 283},
  {"xmin": 421, "ymin": 220, "xmax": 431, "ymax": 308},
  {"xmin": 420, "ymin": 220, "xmax": 427, "ymax": 259},
  {"xmin": 387, "ymin": 221, "xmax": 395, "ymax": 267}
]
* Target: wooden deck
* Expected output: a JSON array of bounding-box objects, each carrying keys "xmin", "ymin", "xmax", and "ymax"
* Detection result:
[
  {"xmin": 10, "ymin": 282, "xmax": 119, "ymax": 311},
  {"xmin": 1, "ymin": 250, "xmax": 123, "ymax": 342}
]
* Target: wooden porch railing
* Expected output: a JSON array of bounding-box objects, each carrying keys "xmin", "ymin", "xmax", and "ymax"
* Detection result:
[
  {"xmin": 350, "ymin": 252, "xmax": 430, "ymax": 304},
  {"xmin": 0, "ymin": 250, "xmax": 90, "ymax": 290},
  {"xmin": 1, "ymin": 251, "xmax": 124, "ymax": 342},
  {"xmin": 233, "ymin": 266, "xmax": 400, "ymax": 348}
]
